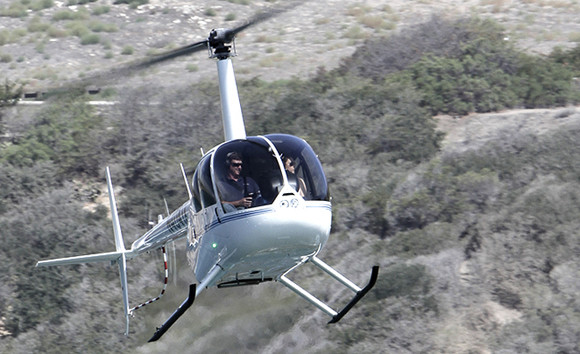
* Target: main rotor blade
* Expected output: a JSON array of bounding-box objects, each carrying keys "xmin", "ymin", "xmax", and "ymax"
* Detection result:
[
  {"xmin": 121, "ymin": 40, "xmax": 209, "ymax": 72},
  {"xmin": 224, "ymin": 0, "xmax": 305, "ymax": 42},
  {"xmin": 43, "ymin": 40, "xmax": 208, "ymax": 98},
  {"xmin": 40, "ymin": 1, "xmax": 305, "ymax": 97}
]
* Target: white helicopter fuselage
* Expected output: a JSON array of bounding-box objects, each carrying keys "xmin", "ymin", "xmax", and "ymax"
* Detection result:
[{"xmin": 193, "ymin": 198, "xmax": 332, "ymax": 287}]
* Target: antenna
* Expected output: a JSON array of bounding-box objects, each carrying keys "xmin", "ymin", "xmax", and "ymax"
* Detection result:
[{"xmin": 180, "ymin": 163, "xmax": 193, "ymax": 199}]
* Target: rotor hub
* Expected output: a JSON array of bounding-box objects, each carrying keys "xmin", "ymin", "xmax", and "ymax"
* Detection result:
[{"xmin": 208, "ymin": 29, "xmax": 236, "ymax": 59}]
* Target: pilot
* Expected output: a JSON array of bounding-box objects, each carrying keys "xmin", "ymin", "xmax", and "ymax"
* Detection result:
[
  {"xmin": 219, "ymin": 152, "xmax": 263, "ymax": 209},
  {"xmin": 284, "ymin": 156, "xmax": 306, "ymax": 197}
]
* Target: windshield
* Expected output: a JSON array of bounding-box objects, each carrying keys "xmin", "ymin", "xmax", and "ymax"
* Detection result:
[
  {"xmin": 265, "ymin": 134, "xmax": 329, "ymax": 201},
  {"xmin": 213, "ymin": 138, "xmax": 283, "ymax": 212},
  {"xmin": 212, "ymin": 135, "xmax": 329, "ymax": 213}
]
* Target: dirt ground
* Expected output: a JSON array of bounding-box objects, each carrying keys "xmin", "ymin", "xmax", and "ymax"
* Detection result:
[{"xmin": 436, "ymin": 106, "xmax": 580, "ymax": 152}]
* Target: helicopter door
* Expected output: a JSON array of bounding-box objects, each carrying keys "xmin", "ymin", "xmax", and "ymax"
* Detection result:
[{"xmin": 213, "ymin": 138, "xmax": 284, "ymax": 213}]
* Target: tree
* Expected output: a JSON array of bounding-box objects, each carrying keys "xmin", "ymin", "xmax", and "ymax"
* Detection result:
[{"xmin": 0, "ymin": 78, "xmax": 23, "ymax": 134}]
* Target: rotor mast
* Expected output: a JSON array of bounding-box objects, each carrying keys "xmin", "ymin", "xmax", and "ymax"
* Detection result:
[{"xmin": 209, "ymin": 29, "xmax": 246, "ymax": 142}]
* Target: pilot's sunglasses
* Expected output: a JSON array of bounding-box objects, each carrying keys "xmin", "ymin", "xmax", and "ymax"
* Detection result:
[{"xmin": 231, "ymin": 163, "xmax": 243, "ymax": 167}]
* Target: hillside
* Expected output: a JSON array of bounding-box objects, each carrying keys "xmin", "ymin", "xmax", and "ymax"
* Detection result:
[
  {"xmin": 2, "ymin": 1, "xmax": 580, "ymax": 353},
  {"xmin": 1, "ymin": 0, "xmax": 580, "ymax": 90}
]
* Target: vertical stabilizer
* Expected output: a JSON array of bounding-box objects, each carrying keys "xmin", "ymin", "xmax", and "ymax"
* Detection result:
[
  {"xmin": 106, "ymin": 166, "xmax": 131, "ymax": 335},
  {"xmin": 106, "ymin": 167, "xmax": 125, "ymax": 252}
]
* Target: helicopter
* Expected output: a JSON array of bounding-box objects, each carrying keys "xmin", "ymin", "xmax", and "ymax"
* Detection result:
[{"xmin": 35, "ymin": 2, "xmax": 379, "ymax": 343}]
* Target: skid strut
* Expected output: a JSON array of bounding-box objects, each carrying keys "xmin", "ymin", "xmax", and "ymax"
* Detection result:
[
  {"xmin": 148, "ymin": 284, "xmax": 196, "ymax": 342},
  {"xmin": 279, "ymin": 256, "xmax": 379, "ymax": 324}
]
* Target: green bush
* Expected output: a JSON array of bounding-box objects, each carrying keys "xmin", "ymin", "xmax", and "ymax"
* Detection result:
[
  {"xmin": 65, "ymin": 21, "xmax": 90, "ymax": 37},
  {"xmin": 374, "ymin": 263, "xmax": 432, "ymax": 300},
  {"xmin": 550, "ymin": 44, "xmax": 580, "ymax": 76},
  {"xmin": 67, "ymin": 0, "xmax": 97, "ymax": 4},
  {"xmin": 27, "ymin": 16, "xmax": 51, "ymax": 32},
  {"xmin": 92, "ymin": 5, "xmax": 110, "ymax": 16},
  {"xmin": 388, "ymin": 162, "xmax": 500, "ymax": 231},
  {"xmin": 0, "ymin": 2, "xmax": 27, "ymax": 18},
  {"xmin": 411, "ymin": 54, "xmax": 517, "ymax": 115},
  {"xmin": 121, "ymin": 45, "xmax": 134, "ymax": 55},
  {"xmin": 80, "ymin": 33, "xmax": 100, "ymax": 45},
  {"xmin": 0, "ymin": 97, "xmax": 107, "ymax": 176},
  {"xmin": 515, "ymin": 54, "xmax": 576, "ymax": 108},
  {"xmin": 225, "ymin": 12, "xmax": 236, "ymax": 21},
  {"xmin": 88, "ymin": 20, "xmax": 118, "ymax": 33},
  {"xmin": 0, "ymin": 30, "xmax": 22, "ymax": 46},
  {"xmin": 113, "ymin": 0, "xmax": 148, "ymax": 7},
  {"xmin": 52, "ymin": 9, "xmax": 88, "ymax": 21},
  {"xmin": 365, "ymin": 78, "xmax": 444, "ymax": 162},
  {"xmin": 343, "ymin": 16, "xmax": 579, "ymax": 116},
  {"xmin": 204, "ymin": 8, "xmax": 217, "ymax": 16},
  {"xmin": 387, "ymin": 222, "xmax": 458, "ymax": 258},
  {"xmin": 0, "ymin": 53, "xmax": 12, "ymax": 63},
  {"xmin": 29, "ymin": 0, "xmax": 54, "ymax": 11},
  {"xmin": 0, "ymin": 79, "xmax": 22, "ymax": 108}
]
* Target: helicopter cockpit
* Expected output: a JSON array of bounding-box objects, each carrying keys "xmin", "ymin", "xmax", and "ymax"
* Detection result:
[{"xmin": 191, "ymin": 134, "xmax": 329, "ymax": 214}]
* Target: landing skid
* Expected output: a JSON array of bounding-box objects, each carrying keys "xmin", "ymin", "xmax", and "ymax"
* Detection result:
[
  {"xmin": 148, "ymin": 284, "xmax": 197, "ymax": 342},
  {"xmin": 279, "ymin": 256, "xmax": 379, "ymax": 324}
]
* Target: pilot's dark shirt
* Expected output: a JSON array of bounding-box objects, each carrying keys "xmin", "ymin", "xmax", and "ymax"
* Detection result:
[{"xmin": 219, "ymin": 175, "xmax": 262, "ymax": 204}]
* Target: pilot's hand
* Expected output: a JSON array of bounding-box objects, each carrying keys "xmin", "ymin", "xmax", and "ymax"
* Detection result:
[
  {"xmin": 242, "ymin": 196, "xmax": 253, "ymax": 208},
  {"xmin": 234, "ymin": 197, "xmax": 252, "ymax": 208}
]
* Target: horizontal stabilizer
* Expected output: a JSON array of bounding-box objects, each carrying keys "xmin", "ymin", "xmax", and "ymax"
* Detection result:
[{"xmin": 36, "ymin": 251, "xmax": 125, "ymax": 267}]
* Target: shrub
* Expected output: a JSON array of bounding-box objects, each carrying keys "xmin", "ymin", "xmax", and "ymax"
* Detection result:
[
  {"xmin": 0, "ymin": 3, "xmax": 27, "ymax": 18},
  {"xmin": 374, "ymin": 263, "xmax": 432, "ymax": 300},
  {"xmin": 30, "ymin": 0, "xmax": 54, "ymax": 11},
  {"xmin": 92, "ymin": 5, "xmax": 110, "ymax": 16},
  {"xmin": 411, "ymin": 53, "xmax": 518, "ymax": 115},
  {"xmin": 204, "ymin": 8, "xmax": 217, "ymax": 16},
  {"xmin": 80, "ymin": 33, "xmax": 100, "ymax": 45},
  {"xmin": 66, "ymin": 21, "xmax": 89, "ymax": 38},
  {"xmin": 121, "ymin": 45, "xmax": 134, "ymax": 55},
  {"xmin": 52, "ymin": 9, "xmax": 88, "ymax": 21},
  {"xmin": 68, "ymin": 0, "xmax": 97, "ymax": 4},
  {"xmin": 113, "ymin": 0, "xmax": 148, "ymax": 6},
  {"xmin": 88, "ymin": 20, "xmax": 118, "ymax": 33},
  {"xmin": 388, "ymin": 162, "xmax": 501, "ymax": 231},
  {"xmin": 387, "ymin": 222, "xmax": 458, "ymax": 258},
  {"xmin": 515, "ymin": 54, "xmax": 576, "ymax": 108},
  {"xmin": 27, "ymin": 17, "xmax": 51, "ymax": 32},
  {"xmin": 0, "ymin": 96, "xmax": 106, "ymax": 176},
  {"xmin": 47, "ymin": 26, "xmax": 67, "ymax": 38},
  {"xmin": 339, "ymin": 16, "xmax": 478, "ymax": 79},
  {"xmin": 0, "ymin": 53, "xmax": 12, "ymax": 63},
  {"xmin": 0, "ymin": 79, "xmax": 23, "ymax": 108},
  {"xmin": 550, "ymin": 44, "xmax": 580, "ymax": 76}
]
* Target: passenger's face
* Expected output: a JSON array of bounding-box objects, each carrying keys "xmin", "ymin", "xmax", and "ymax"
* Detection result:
[
  {"xmin": 230, "ymin": 159, "xmax": 242, "ymax": 178},
  {"xmin": 285, "ymin": 159, "xmax": 294, "ymax": 173}
]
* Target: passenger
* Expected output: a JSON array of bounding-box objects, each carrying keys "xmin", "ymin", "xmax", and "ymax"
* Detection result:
[
  {"xmin": 219, "ymin": 152, "xmax": 263, "ymax": 209},
  {"xmin": 284, "ymin": 157, "xmax": 306, "ymax": 197}
]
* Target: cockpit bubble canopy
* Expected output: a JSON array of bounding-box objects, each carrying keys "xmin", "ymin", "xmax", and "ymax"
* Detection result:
[
  {"xmin": 190, "ymin": 135, "xmax": 327, "ymax": 212},
  {"xmin": 265, "ymin": 134, "xmax": 329, "ymax": 201}
]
